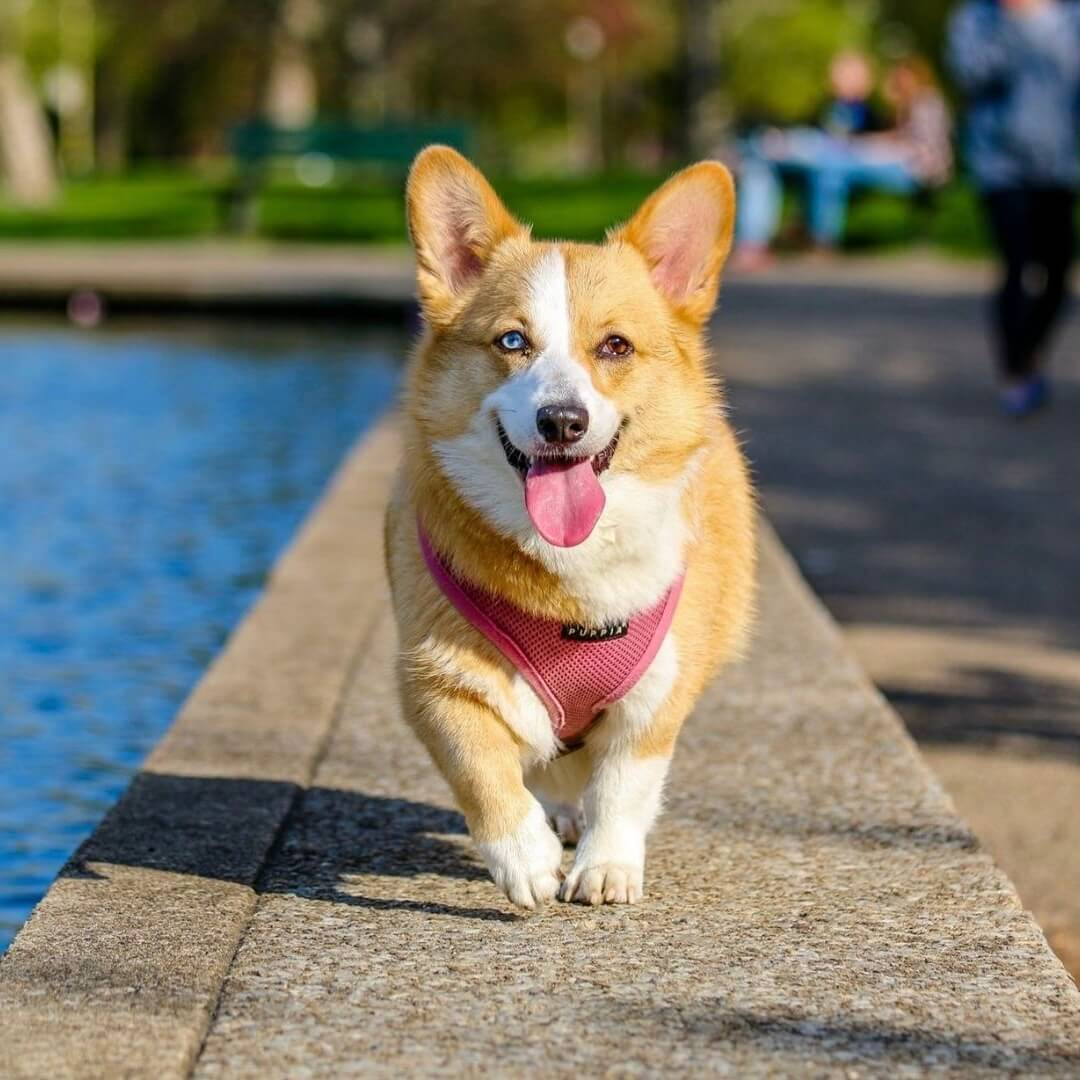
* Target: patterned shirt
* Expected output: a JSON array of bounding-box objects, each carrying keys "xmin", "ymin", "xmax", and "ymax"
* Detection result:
[
  {"xmin": 949, "ymin": 0, "xmax": 1080, "ymax": 190},
  {"xmin": 899, "ymin": 93, "xmax": 954, "ymax": 186}
]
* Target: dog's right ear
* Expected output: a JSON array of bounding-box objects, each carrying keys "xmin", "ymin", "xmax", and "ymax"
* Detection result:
[{"xmin": 406, "ymin": 146, "xmax": 525, "ymax": 326}]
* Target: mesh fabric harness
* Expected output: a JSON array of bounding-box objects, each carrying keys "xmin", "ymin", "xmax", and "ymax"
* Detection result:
[{"xmin": 419, "ymin": 525, "xmax": 684, "ymax": 746}]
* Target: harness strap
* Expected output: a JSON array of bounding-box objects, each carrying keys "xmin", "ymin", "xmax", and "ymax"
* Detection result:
[{"xmin": 418, "ymin": 523, "xmax": 683, "ymax": 747}]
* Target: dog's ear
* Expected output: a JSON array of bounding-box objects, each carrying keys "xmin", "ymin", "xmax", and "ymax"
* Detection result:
[
  {"xmin": 407, "ymin": 146, "xmax": 525, "ymax": 325},
  {"xmin": 615, "ymin": 162, "xmax": 735, "ymax": 326}
]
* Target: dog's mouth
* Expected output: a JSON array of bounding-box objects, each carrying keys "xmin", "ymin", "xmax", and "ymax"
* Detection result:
[
  {"xmin": 496, "ymin": 419, "xmax": 622, "ymax": 548},
  {"xmin": 496, "ymin": 420, "xmax": 621, "ymax": 479}
]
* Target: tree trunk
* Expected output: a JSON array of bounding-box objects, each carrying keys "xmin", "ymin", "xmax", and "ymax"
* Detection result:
[
  {"xmin": 0, "ymin": 50, "xmax": 58, "ymax": 207},
  {"xmin": 678, "ymin": 0, "xmax": 714, "ymax": 160},
  {"xmin": 265, "ymin": 0, "xmax": 321, "ymax": 127},
  {"xmin": 57, "ymin": 0, "xmax": 96, "ymax": 175}
]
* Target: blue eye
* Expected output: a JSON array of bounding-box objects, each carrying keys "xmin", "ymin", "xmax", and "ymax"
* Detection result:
[{"xmin": 496, "ymin": 330, "xmax": 528, "ymax": 352}]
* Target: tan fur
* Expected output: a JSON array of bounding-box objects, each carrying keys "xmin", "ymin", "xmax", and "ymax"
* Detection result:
[{"xmin": 386, "ymin": 147, "xmax": 756, "ymax": 905}]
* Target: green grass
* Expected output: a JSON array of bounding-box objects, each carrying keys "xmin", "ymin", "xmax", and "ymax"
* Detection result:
[
  {"xmin": 0, "ymin": 169, "xmax": 664, "ymax": 245},
  {"xmin": 843, "ymin": 183, "xmax": 991, "ymax": 255},
  {"xmin": 0, "ymin": 171, "xmax": 225, "ymax": 240},
  {"xmin": 0, "ymin": 166, "xmax": 997, "ymax": 255},
  {"xmin": 257, "ymin": 173, "xmax": 665, "ymax": 244}
]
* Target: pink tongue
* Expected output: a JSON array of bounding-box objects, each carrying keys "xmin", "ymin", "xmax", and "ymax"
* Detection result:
[{"xmin": 524, "ymin": 457, "xmax": 605, "ymax": 548}]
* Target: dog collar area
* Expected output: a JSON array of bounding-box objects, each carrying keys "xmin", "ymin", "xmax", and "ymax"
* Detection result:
[
  {"xmin": 418, "ymin": 522, "xmax": 684, "ymax": 747},
  {"xmin": 562, "ymin": 621, "xmax": 629, "ymax": 642}
]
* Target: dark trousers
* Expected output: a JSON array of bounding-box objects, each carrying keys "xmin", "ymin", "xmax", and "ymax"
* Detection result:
[{"xmin": 982, "ymin": 187, "xmax": 1075, "ymax": 378}]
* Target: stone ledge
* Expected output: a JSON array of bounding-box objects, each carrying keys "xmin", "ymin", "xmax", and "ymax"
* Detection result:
[
  {"xmin": 0, "ymin": 416, "xmax": 402, "ymax": 1079},
  {"xmin": 0, "ymin": 244, "xmax": 416, "ymax": 313},
  {"xmin": 0, "ymin": 245, "xmax": 1046, "ymax": 315},
  {"xmin": 2, "ymin": 418, "xmax": 1078, "ymax": 1078}
]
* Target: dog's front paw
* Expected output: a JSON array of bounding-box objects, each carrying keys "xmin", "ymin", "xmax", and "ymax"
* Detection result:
[
  {"xmin": 560, "ymin": 859, "xmax": 643, "ymax": 905},
  {"xmin": 476, "ymin": 801, "xmax": 564, "ymax": 909}
]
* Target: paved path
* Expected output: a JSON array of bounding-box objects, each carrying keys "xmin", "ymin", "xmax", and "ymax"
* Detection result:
[
  {"xmin": 718, "ymin": 274, "xmax": 1080, "ymax": 979},
  {"xmin": 0, "ymin": 242, "xmax": 415, "ymax": 311},
  {"xmin": 3, "ymin": 418, "xmax": 1079, "ymax": 1076},
  {"xmin": 196, "ymin": 540, "xmax": 1076, "ymax": 1078}
]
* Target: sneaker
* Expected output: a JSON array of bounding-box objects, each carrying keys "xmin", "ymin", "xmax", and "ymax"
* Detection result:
[{"xmin": 999, "ymin": 374, "xmax": 1050, "ymax": 418}]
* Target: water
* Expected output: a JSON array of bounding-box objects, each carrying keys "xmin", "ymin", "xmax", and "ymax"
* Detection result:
[{"xmin": 0, "ymin": 316, "xmax": 405, "ymax": 950}]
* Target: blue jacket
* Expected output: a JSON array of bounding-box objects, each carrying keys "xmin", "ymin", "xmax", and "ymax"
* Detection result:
[{"xmin": 948, "ymin": 0, "xmax": 1080, "ymax": 190}]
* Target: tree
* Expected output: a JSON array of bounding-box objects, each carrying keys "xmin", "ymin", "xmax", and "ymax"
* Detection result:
[
  {"xmin": 678, "ymin": 0, "xmax": 714, "ymax": 158},
  {"xmin": 718, "ymin": 0, "xmax": 876, "ymax": 127},
  {"xmin": 877, "ymin": 0, "xmax": 952, "ymax": 66},
  {"xmin": 265, "ymin": 0, "xmax": 322, "ymax": 127},
  {"xmin": 0, "ymin": 0, "xmax": 58, "ymax": 205}
]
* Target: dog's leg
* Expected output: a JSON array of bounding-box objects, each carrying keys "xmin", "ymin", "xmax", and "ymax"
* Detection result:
[
  {"xmin": 526, "ymin": 752, "xmax": 590, "ymax": 846},
  {"xmin": 560, "ymin": 635, "xmax": 684, "ymax": 905},
  {"xmin": 401, "ymin": 678, "xmax": 564, "ymax": 909},
  {"xmin": 559, "ymin": 748, "xmax": 671, "ymax": 904}
]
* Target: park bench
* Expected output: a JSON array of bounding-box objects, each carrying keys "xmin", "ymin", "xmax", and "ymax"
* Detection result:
[
  {"xmin": 3, "ymin": 414, "xmax": 1079, "ymax": 1074},
  {"xmin": 224, "ymin": 121, "xmax": 470, "ymax": 233}
]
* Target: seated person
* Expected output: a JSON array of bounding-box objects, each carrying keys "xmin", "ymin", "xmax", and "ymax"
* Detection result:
[
  {"xmin": 735, "ymin": 54, "xmax": 953, "ymax": 266},
  {"xmin": 820, "ymin": 50, "xmax": 887, "ymax": 139}
]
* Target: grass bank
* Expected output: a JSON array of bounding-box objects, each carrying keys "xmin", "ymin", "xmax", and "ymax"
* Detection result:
[{"xmin": 0, "ymin": 167, "xmax": 995, "ymax": 255}]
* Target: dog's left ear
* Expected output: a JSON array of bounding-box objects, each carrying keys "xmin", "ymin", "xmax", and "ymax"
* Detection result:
[
  {"xmin": 615, "ymin": 162, "xmax": 735, "ymax": 326},
  {"xmin": 407, "ymin": 145, "xmax": 526, "ymax": 326}
]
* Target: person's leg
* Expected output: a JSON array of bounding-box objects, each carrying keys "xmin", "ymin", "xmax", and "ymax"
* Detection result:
[
  {"xmin": 981, "ymin": 188, "xmax": 1035, "ymax": 379},
  {"xmin": 735, "ymin": 153, "xmax": 783, "ymax": 250},
  {"xmin": 1025, "ymin": 187, "xmax": 1076, "ymax": 365},
  {"xmin": 855, "ymin": 159, "xmax": 919, "ymax": 197},
  {"xmin": 805, "ymin": 163, "xmax": 852, "ymax": 248},
  {"xmin": 800, "ymin": 149, "xmax": 914, "ymax": 248}
]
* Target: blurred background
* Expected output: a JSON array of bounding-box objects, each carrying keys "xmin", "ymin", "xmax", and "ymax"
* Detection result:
[
  {"xmin": 1, "ymin": 0, "xmax": 1078, "ymax": 987},
  {"xmin": 0, "ymin": 0, "xmax": 979, "ymax": 250}
]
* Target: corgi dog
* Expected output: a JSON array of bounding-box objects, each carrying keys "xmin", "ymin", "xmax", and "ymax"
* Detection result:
[{"xmin": 385, "ymin": 147, "xmax": 755, "ymax": 908}]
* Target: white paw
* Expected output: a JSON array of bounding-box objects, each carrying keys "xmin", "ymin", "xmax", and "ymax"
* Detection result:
[
  {"xmin": 476, "ymin": 801, "xmax": 565, "ymax": 909},
  {"xmin": 544, "ymin": 802, "xmax": 585, "ymax": 846},
  {"xmin": 560, "ymin": 859, "xmax": 643, "ymax": 905}
]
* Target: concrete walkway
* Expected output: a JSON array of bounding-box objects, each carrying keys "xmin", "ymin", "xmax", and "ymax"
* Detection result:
[
  {"xmin": 718, "ymin": 274, "xmax": 1080, "ymax": 980},
  {"xmin": 2, "ymin": 418, "xmax": 1079, "ymax": 1077}
]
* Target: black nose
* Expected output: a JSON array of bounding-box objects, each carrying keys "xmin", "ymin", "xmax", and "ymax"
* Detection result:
[{"xmin": 536, "ymin": 404, "xmax": 589, "ymax": 445}]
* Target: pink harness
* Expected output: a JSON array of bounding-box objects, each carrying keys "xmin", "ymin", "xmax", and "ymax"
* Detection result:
[{"xmin": 419, "ymin": 526, "xmax": 683, "ymax": 747}]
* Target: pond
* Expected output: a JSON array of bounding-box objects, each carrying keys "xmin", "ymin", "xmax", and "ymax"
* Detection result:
[{"xmin": 0, "ymin": 315, "xmax": 405, "ymax": 950}]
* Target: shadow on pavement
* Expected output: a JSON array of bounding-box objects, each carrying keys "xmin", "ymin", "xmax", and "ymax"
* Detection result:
[
  {"xmin": 63, "ymin": 768, "xmax": 983, "ymax": 918},
  {"xmin": 889, "ymin": 665, "xmax": 1080, "ymax": 745},
  {"xmin": 60, "ymin": 770, "xmax": 519, "ymax": 923},
  {"xmin": 719, "ymin": 280, "xmax": 1080, "ymax": 750},
  {"xmin": 631, "ymin": 1002, "xmax": 1080, "ymax": 1072}
]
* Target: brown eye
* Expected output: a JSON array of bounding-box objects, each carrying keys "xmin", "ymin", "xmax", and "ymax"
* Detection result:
[{"xmin": 598, "ymin": 334, "xmax": 633, "ymax": 359}]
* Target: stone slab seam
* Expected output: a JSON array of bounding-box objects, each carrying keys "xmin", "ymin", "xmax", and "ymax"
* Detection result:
[{"xmin": 186, "ymin": 604, "xmax": 390, "ymax": 1076}]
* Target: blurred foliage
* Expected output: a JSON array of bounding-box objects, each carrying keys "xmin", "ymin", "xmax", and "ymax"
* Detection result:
[
  {"xmin": 11, "ymin": 0, "xmax": 957, "ymax": 171},
  {"xmin": 876, "ymin": 0, "xmax": 953, "ymax": 73},
  {"xmin": 3, "ymin": 0, "xmax": 997, "ymax": 257},
  {"xmin": 716, "ymin": 0, "xmax": 956, "ymax": 126},
  {"xmin": 14, "ymin": 0, "xmax": 680, "ymax": 170},
  {"xmin": 719, "ymin": 0, "xmax": 877, "ymax": 127}
]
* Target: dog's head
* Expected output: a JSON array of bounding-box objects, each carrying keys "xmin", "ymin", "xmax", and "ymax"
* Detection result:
[{"xmin": 406, "ymin": 146, "xmax": 734, "ymax": 554}]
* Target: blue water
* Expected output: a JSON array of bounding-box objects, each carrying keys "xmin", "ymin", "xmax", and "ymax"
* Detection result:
[{"xmin": 0, "ymin": 316, "xmax": 404, "ymax": 949}]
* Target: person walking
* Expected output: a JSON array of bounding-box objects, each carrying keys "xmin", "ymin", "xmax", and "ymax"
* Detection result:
[{"xmin": 949, "ymin": 0, "xmax": 1080, "ymax": 417}]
